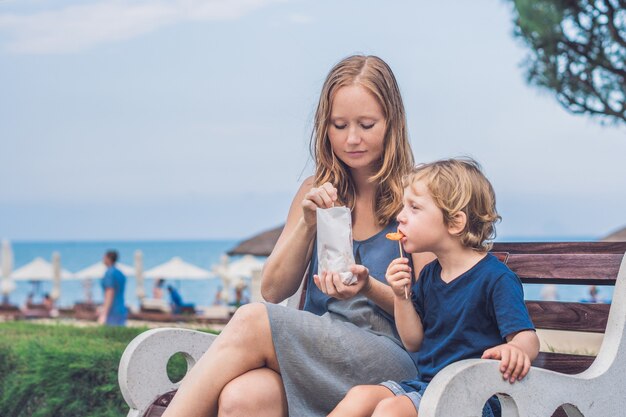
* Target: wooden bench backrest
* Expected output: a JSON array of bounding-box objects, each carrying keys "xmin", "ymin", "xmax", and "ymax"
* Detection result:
[{"xmin": 491, "ymin": 242, "xmax": 626, "ymax": 375}]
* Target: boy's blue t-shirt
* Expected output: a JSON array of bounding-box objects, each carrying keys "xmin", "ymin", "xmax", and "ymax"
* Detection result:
[
  {"xmin": 410, "ymin": 253, "xmax": 534, "ymax": 382},
  {"xmin": 102, "ymin": 266, "xmax": 127, "ymax": 326}
]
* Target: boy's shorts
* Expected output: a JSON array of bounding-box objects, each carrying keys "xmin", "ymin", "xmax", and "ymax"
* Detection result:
[{"xmin": 380, "ymin": 379, "xmax": 501, "ymax": 417}]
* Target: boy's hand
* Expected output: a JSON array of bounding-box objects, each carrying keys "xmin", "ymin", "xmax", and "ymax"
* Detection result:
[
  {"xmin": 482, "ymin": 343, "xmax": 532, "ymax": 383},
  {"xmin": 385, "ymin": 257, "xmax": 412, "ymax": 299}
]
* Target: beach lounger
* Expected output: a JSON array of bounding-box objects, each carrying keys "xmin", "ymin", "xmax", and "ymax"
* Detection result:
[
  {"xmin": 140, "ymin": 298, "xmax": 172, "ymax": 314},
  {"xmin": 0, "ymin": 303, "xmax": 22, "ymax": 320}
]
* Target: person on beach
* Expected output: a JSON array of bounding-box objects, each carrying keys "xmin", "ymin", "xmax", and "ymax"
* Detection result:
[
  {"xmin": 97, "ymin": 250, "xmax": 128, "ymax": 326},
  {"xmin": 24, "ymin": 292, "xmax": 35, "ymax": 309},
  {"xmin": 581, "ymin": 285, "xmax": 603, "ymax": 303},
  {"xmin": 153, "ymin": 278, "xmax": 165, "ymax": 299},
  {"xmin": 43, "ymin": 292, "xmax": 59, "ymax": 317},
  {"xmin": 162, "ymin": 55, "xmax": 434, "ymax": 417},
  {"xmin": 42, "ymin": 293, "xmax": 53, "ymax": 310},
  {"xmin": 329, "ymin": 158, "xmax": 540, "ymax": 417}
]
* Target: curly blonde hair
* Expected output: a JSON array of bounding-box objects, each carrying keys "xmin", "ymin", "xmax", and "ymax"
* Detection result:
[
  {"xmin": 404, "ymin": 158, "xmax": 501, "ymax": 251},
  {"xmin": 310, "ymin": 55, "xmax": 414, "ymax": 226}
]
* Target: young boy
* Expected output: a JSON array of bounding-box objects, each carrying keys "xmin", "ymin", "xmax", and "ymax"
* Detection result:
[{"xmin": 329, "ymin": 158, "xmax": 539, "ymax": 417}]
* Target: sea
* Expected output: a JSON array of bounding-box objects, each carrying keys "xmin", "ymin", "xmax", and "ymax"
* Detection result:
[{"xmin": 4, "ymin": 238, "xmax": 614, "ymax": 309}]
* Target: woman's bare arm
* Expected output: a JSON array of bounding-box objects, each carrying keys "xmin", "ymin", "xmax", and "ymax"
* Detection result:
[{"xmin": 262, "ymin": 177, "xmax": 337, "ymax": 303}]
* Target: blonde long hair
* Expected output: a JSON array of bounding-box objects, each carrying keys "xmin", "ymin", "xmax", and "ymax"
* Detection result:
[{"xmin": 311, "ymin": 55, "xmax": 414, "ymax": 226}]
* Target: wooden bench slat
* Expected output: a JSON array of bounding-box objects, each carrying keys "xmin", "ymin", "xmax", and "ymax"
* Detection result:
[
  {"xmin": 506, "ymin": 253, "xmax": 622, "ymax": 283},
  {"xmin": 144, "ymin": 405, "xmax": 166, "ymax": 417},
  {"xmin": 144, "ymin": 391, "xmax": 176, "ymax": 417},
  {"xmin": 551, "ymin": 408, "xmax": 569, "ymax": 417},
  {"xmin": 492, "ymin": 242, "xmax": 626, "ymax": 254},
  {"xmin": 526, "ymin": 300, "xmax": 610, "ymax": 333},
  {"xmin": 533, "ymin": 351, "xmax": 595, "ymax": 374}
]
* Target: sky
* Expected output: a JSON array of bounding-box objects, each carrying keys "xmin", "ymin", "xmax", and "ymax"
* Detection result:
[{"xmin": 0, "ymin": 0, "xmax": 625, "ymax": 241}]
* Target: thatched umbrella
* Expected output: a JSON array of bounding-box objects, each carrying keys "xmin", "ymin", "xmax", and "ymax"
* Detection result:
[
  {"xmin": 601, "ymin": 226, "xmax": 626, "ymax": 242},
  {"xmin": 227, "ymin": 225, "xmax": 284, "ymax": 256}
]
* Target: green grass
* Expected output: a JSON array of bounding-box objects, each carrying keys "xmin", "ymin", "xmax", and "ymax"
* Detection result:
[{"xmin": 0, "ymin": 322, "xmax": 215, "ymax": 417}]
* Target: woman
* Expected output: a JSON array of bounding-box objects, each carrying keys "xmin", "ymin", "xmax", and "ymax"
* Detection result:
[
  {"xmin": 163, "ymin": 55, "xmax": 433, "ymax": 417},
  {"xmin": 153, "ymin": 278, "xmax": 165, "ymax": 299}
]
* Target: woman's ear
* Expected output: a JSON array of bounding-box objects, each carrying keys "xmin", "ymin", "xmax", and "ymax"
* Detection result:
[{"xmin": 448, "ymin": 211, "xmax": 467, "ymax": 236}]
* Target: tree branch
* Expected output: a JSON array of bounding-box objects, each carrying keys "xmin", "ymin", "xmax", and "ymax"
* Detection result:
[
  {"xmin": 511, "ymin": 0, "xmax": 626, "ymax": 125},
  {"xmin": 559, "ymin": 38, "xmax": 626, "ymax": 80},
  {"xmin": 604, "ymin": 0, "xmax": 626, "ymax": 49},
  {"xmin": 579, "ymin": 72, "xmax": 626, "ymax": 120}
]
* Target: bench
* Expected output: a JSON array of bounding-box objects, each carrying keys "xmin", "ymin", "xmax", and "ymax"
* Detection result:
[{"xmin": 118, "ymin": 241, "xmax": 626, "ymax": 417}]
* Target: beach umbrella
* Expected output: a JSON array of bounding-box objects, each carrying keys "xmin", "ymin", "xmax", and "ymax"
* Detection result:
[
  {"xmin": 226, "ymin": 256, "xmax": 264, "ymax": 305},
  {"xmin": 226, "ymin": 255, "xmax": 265, "ymax": 279},
  {"xmin": 13, "ymin": 257, "xmax": 74, "ymax": 281},
  {"xmin": 145, "ymin": 257, "xmax": 214, "ymax": 298},
  {"xmin": 12, "ymin": 257, "xmax": 74, "ymax": 296},
  {"xmin": 144, "ymin": 257, "xmax": 214, "ymax": 280},
  {"xmin": 211, "ymin": 255, "xmax": 264, "ymax": 304},
  {"xmin": 51, "ymin": 252, "xmax": 61, "ymax": 302},
  {"xmin": 72, "ymin": 260, "xmax": 134, "ymax": 304},
  {"xmin": 227, "ymin": 225, "xmax": 283, "ymax": 256},
  {"xmin": 1, "ymin": 239, "xmax": 15, "ymax": 304},
  {"xmin": 72, "ymin": 261, "xmax": 135, "ymax": 280},
  {"xmin": 135, "ymin": 250, "xmax": 145, "ymax": 300}
]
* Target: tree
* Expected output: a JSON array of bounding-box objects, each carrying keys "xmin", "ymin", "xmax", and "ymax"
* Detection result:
[{"xmin": 510, "ymin": 0, "xmax": 626, "ymax": 124}]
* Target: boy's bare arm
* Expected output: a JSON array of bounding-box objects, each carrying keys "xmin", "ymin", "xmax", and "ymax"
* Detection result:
[
  {"xmin": 394, "ymin": 297, "xmax": 424, "ymax": 351},
  {"xmin": 482, "ymin": 330, "xmax": 540, "ymax": 383},
  {"xmin": 507, "ymin": 330, "xmax": 540, "ymax": 361}
]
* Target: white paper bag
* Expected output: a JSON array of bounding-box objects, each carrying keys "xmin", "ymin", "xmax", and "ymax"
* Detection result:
[{"xmin": 316, "ymin": 206, "xmax": 357, "ymax": 285}]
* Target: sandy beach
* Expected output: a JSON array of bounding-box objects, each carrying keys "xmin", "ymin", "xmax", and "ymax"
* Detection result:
[{"xmin": 537, "ymin": 329, "xmax": 604, "ymax": 355}]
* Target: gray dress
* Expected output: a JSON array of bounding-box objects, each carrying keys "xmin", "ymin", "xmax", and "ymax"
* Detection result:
[{"xmin": 265, "ymin": 221, "xmax": 418, "ymax": 416}]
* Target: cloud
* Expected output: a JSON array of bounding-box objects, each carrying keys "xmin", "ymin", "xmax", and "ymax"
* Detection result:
[{"xmin": 0, "ymin": 0, "xmax": 285, "ymax": 54}]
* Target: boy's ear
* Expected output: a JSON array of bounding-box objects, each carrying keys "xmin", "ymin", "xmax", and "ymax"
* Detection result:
[{"xmin": 448, "ymin": 211, "xmax": 467, "ymax": 235}]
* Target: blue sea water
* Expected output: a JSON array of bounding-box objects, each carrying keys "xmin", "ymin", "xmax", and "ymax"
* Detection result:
[{"xmin": 5, "ymin": 238, "xmax": 614, "ymax": 309}]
